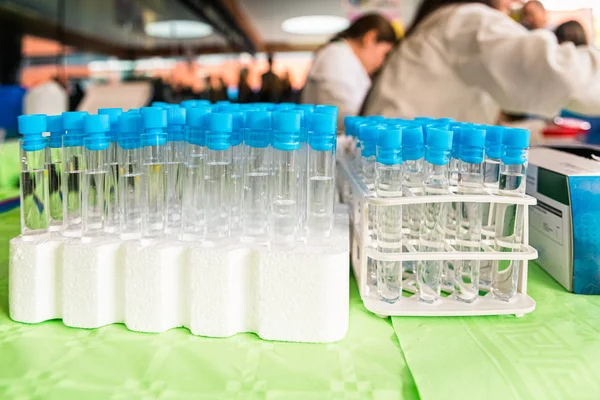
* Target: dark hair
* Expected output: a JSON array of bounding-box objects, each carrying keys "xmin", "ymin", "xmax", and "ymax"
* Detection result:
[
  {"xmin": 555, "ymin": 20, "xmax": 588, "ymax": 46},
  {"xmin": 329, "ymin": 13, "xmax": 397, "ymax": 45},
  {"xmin": 406, "ymin": 0, "xmax": 495, "ymax": 37}
]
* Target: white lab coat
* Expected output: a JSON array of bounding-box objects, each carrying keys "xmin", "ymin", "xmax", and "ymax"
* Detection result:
[
  {"xmin": 24, "ymin": 80, "xmax": 69, "ymax": 116},
  {"xmin": 363, "ymin": 4, "xmax": 600, "ymax": 124},
  {"xmin": 301, "ymin": 40, "xmax": 371, "ymax": 127}
]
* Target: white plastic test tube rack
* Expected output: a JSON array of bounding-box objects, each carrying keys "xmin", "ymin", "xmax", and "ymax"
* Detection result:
[{"xmin": 337, "ymin": 157, "xmax": 538, "ymax": 317}]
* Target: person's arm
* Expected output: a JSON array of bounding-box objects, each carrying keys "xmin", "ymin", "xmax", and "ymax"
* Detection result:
[{"xmin": 448, "ymin": 5, "xmax": 600, "ymax": 117}]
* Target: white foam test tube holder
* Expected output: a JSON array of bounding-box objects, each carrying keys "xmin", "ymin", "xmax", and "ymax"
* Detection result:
[
  {"xmin": 204, "ymin": 112, "xmax": 233, "ymax": 241},
  {"xmin": 165, "ymin": 106, "xmax": 186, "ymax": 236},
  {"xmin": 61, "ymin": 111, "xmax": 88, "ymax": 237},
  {"xmin": 227, "ymin": 108, "xmax": 245, "ymax": 236},
  {"xmin": 181, "ymin": 106, "xmax": 211, "ymax": 241},
  {"xmin": 375, "ymin": 126, "xmax": 403, "ymax": 304},
  {"xmin": 455, "ymin": 126, "xmax": 486, "ymax": 303},
  {"xmin": 402, "ymin": 126, "xmax": 426, "ymax": 275},
  {"xmin": 418, "ymin": 128, "xmax": 454, "ymax": 304},
  {"xmin": 140, "ymin": 107, "xmax": 168, "ymax": 239},
  {"xmin": 17, "ymin": 114, "xmax": 50, "ymax": 237},
  {"xmin": 82, "ymin": 114, "xmax": 111, "ymax": 238},
  {"xmin": 242, "ymin": 110, "xmax": 272, "ymax": 243},
  {"xmin": 481, "ymin": 125, "xmax": 504, "ymax": 285},
  {"xmin": 46, "ymin": 115, "xmax": 64, "ymax": 231},
  {"xmin": 307, "ymin": 112, "xmax": 336, "ymax": 241},
  {"xmin": 98, "ymin": 108, "xmax": 123, "ymax": 233},
  {"xmin": 492, "ymin": 127, "xmax": 531, "ymax": 301},
  {"xmin": 270, "ymin": 111, "xmax": 302, "ymax": 246},
  {"xmin": 117, "ymin": 112, "xmax": 143, "ymax": 239}
]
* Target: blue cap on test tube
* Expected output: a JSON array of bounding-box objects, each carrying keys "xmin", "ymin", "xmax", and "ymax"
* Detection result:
[
  {"xmin": 18, "ymin": 114, "xmax": 47, "ymax": 151},
  {"xmin": 376, "ymin": 126, "xmax": 402, "ymax": 166},
  {"xmin": 403, "ymin": 125, "xmax": 425, "ymax": 161},
  {"xmin": 118, "ymin": 112, "xmax": 142, "ymax": 150},
  {"xmin": 62, "ymin": 111, "xmax": 87, "ymax": 147},
  {"xmin": 83, "ymin": 114, "xmax": 110, "ymax": 151},
  {"xmin": 359, "ymin": 122, "xmax": 378, "ymax": 158},
  {"xmin": 309, "ymin": 112, "xmax": 336, "ymax": 152},
  {"xmin": 98, "ymin": 108, "xmax": 123, "ymax": 142},
  {"xmin": 141, "ymin": 107, "xmax": 167, "ymax": 147},
  {"xmin": 47, "ymin": 115, "xmax": 63, "ymax": 149},
  {"xmin": 186, "ymin": 106, "xmax": 211, "ymax": 146},
  {"xmin": 245, "ymin": 111, "xmax": 271, "ymax": 148},
  {"xmin": 459, "ymin": 125, "xmax": 486, "ymax": 164},
  {"xmin": 206, "ymin": 112, "xmax": 232, "ymax": 151},
  {"xmin": 501, "ymin": 127, "xmax": 530, "ymax": 165},
  {"xmin": 273, "ymin": 111, "xmax": 301, "ymax": 151},
  {"xmin": 484, "ymin": 125, "xmax": 504, "ymax": 160},
  {"xmin": 166, "ymin": 106, "xmax": 186, "ymax": 142},
  {"xmin": 425, "ymin": 128, "xmax": 453, "ymax": 165}
]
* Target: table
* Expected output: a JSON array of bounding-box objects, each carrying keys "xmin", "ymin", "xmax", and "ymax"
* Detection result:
[{"xmin": 2, "ymin": 204, "xmax": 600, "ymax": 399}]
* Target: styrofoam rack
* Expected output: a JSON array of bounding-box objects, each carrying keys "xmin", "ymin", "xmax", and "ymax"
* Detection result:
[
  {"xmin": 8, "ymin": 209, "xmax": 350, "ymax": 343},
  {"xmin": 336, "ymin": 156, "xmax": 538, "ymax": 318}
]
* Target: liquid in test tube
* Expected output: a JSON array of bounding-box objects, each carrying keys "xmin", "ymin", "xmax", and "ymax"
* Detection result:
[
  {"xmin": 17, "ymin": 114, "xmax": 49, "ymax": 237},
  {"xmin": 98, "ymin": 108, "xmax": 122, "ymax": 233},
  {"xmin": 61, "ymin": 111, "xmax": 88, "ymax": 237},
  {"xmin": 46, "ymin": 115, "xmax": 64, "ymax": 231},
  {"xmin": 165, "ymin": 106, "xmax": 186, "ymax": 236},
  {"xmin": 118, "ymin": 111, "xmax": 143, "ymax": 239}
]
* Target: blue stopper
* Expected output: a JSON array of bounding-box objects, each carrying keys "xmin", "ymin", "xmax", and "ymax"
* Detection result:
[
  {"xmin": 425, "ymin": 128, "xmax": 453, "ymax": 166},
  {"xmin": 436, "ymin": 118, "xmax": 455, "ymax": 124},
  {"xmin": 367, "ymin": 115, "xmax": 385, "ymax": 122},
  {"xmin": 118, "ymin": 112, "xmax": 142, "ymax": 150},
  {"xmin": 62, "ymin": 111, "xmax": 88, "ymax": 147},
  {"xmin": 273, "ymin": 111, "xmax": 301, "ymax": 151},
  {"xmin": 18, "ymin": 114, "xmax": 47, "ymax": 152},
  {"xmin": 98, "ymin": 108, "xmax": 123, "ymax": 142},
  {"xmin": 502, "ymin": 127, "xmax": 530, "ymax": 165},
  {"xmin": 127, "ymin": 109, "xmax": 140, "ymax": 114},
  {"xmin": 414, "ymin": 117, "xmax": 435, "ymax": 124},
  {"xmin": 219, "ymin": 103, "xmax": 240, "ymax": 112},
  {"xmin": 459, "ymin": 126, "xmax": 486, "ymax": 164},
  {"xmin": 484, "ymin": 125, "xmax": 504, "ymax": 159},
  {"xmin": 84, "ymin": 114, "xmax": 110, "ymax": 151},
  {"xmin": 180, "ymin": 100, "xmax": 198, "ymax": 109},
  {"xmin": 206, "ymin": 113, "xmax": 232, "ymax": 151},
  {"xmin": 245, "ymin": 111, "xmax": 271, "ymax": 148},
  {"xmin": 344, "ymin": 116, "xmax": 361, "ymax": 137},
  {"xmin": 296, "ymin": 104, "xmax": 315, "ymax": 113},
  {"xmin": 166, "ymin": 106, "xmax": 186, "ymax": 142},
  {"xmin": 152, "ymin": 102, "xmax": 169, "ymax": 108},
  {"xmin": 186, "ymin": 106, "xmax": 212, "ymax": 147},
  {"xmin": 376, "ymin": 127, "xmax": 402, "ymax": 165},
  {"xmin": 358, "ymin": 123, "xmax": 378, "ymax": 158},
  {"xmin": 315, "ymin": 105, "xmax": 338, "ymax": 117},
  {"xmin": 47, "ymin": 115, "xmax": 63, "ymax": 149},
  {"xmin": 228, "ymin": 111, "xmax": 244, "ymax": 146},
  {"xmin": 140, "ymin": 107, "xmax": 167, "ymax": 147},
  {"xmin": 309, "ymin": 112, "xmax": 336, "ymax": 151},
  {"xmin": 403, "ymin": 126, "xmax": 425, "ymax": 161}
]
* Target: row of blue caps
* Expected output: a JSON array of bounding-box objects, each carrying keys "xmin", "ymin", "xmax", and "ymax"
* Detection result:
[
  {"xmin": 344, "ymin": 116, "xmax": 530, "ymax": 165},
  {"xmin": 18, "ymin": 102, "xmax": 339, "ymax": 152}
]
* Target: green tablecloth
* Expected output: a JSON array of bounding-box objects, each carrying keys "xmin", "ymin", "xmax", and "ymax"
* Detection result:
[
  {"xmin": 2, "ymin": 206, "xmax": 600, "ymax": 399},
  {"xmin": 0, "ymin": 139, "xmax": 20, "ymax": 191},
  {"xmin": 0, "ymin": 208, "xmax": 417, "ymax": 399}
]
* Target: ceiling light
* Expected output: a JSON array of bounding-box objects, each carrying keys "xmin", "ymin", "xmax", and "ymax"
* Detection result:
[
  {"xmin": 281, "ymin": 16, "xmax": 349, "ymax": 35},
  {"xmin": 145, "ymin": 20, "xmax": 213, "ymax": 39}
]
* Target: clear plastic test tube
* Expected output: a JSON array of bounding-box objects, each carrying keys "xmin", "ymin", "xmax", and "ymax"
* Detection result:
[
  {"xmin": 492, "ymin": 128, "xmax": 530, "ymax": 301},
  {"xmin": 296, "ymin": 105, "xmax": 314, "ymax": 239},
  {"xmin": 46, "ymin": 115, "xmax": 64, "ymax": 231},
  {"xmin": 140, "ymin": 107, "xmax": 168, "ymax": 240},
  {"xmin": 224, "ymin": 108, "xmax": 244, "ymax": 236},
  {"xmin": 307, "ymin": 112, "xmax": 336, "ymax": 241},
  {"xmin": 455, "ymin": 126, "xmax": 486, "ymax": 303},
  {"xmin": 165, "ymin": 106, "xmax": 186, "ymax": 236},
  {"xmin": 242, "ymin": 110, "xmax": 272, "ymax": 243},
  {"xmin": 204, "ymin": 112, "xmax": 233, "ymax": 242},
  {"xmin": 61, "ymin": 111, "xmax": 88, "ymax": 237},
  {"xmin": 82, "ymin": 114, "xmax": 110, "ymax": 238},
  {"xmin": 118, "ymin": 112, "xmax": 143, "ymax": 239},
  {"xmin": 98, "ymin": 108, "xmax": 122, "ymax": 233},
  {"xmin": 418, "ymin": 128, "xmax": 453, "ymax": 303},
  {"xmin": 18, "ymin": 114, "xmax": 49, "ymax": 237},
  {"xmin": 270, "ymin": 111, "xmax": 302, "ymax": 246},
  {"xmin": 359, "ymin": 122, "xmax": 378, "ymax": 191},
  {"xmin": 181, "ymin": 106, "xmax": 212, "ymax": 241},
  {"xmin": 375, "ymin": 126, "xmax": 403, "ymax": 303}
]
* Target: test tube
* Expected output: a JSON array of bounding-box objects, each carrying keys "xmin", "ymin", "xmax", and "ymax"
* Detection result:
[
  {"xmin": 204, "ymin": 113, "xmax": 233, "ymax": 242},
  {"xmin": 307, "ymin": 112, "xmax": 336, "ymax": 241},
  {"xmin": 61, "ymin": 111, "xmax": 88, "ymax": 237},
  {"xmin": 165, "ymin": 106, "xmax": 186, "ymax": 236},
  {"xmin": 242, "ymin": 110, "xmax": 272, "ymax": 243},
  {"xmin": 140, "ymin": 107, "xmax": 168, "ymax": 239},
  {"xmin": 98, "ymin": 108, "xmax": 122, "ymax": 233},
  {"xmin": 181, "ymin": 106, "xmax": 212, "ymax": 241},
  {"xmin": 295, "ymin": 104, "xmax": 314, "ymax": 239},
  {"xmin": 18, "ymin": 114, "xmax": 49, "ymax": 237},
  {"xmin": 82, "ymin": 114, "xmax": 110, "ymax": 238},
  {"xmin": 225, "ymin": 108, "xmax": 245, "ymax": 236},
  {"xmin": 270, "ymin": 111, "xmax": 302, "ymax": 246},
  {"xmin": 46, "ymin": 115, "xmax": 64, "ymax": 231},
  {"xmin": 455, "ymin": 126, "xmax": 486, "ymax": 303},
  {"xmin": 492, "ymin": 128, "xmax": 530, "ymax": 301},
  {"xmin": 118, "ymin": 112, "xmax": 143, "ymax": 239}
]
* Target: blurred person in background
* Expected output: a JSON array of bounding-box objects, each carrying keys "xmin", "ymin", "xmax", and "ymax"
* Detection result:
[
  {"xmin": 210, "ymin": 76, "xmax": 228, "ymax": 103},
  {"xmin": 555, "ymin": 20, "xmax": 588, "ymax": 46},
  {"xmin": 24, "ymin": 74, "xmax": 68, "ymax": 115},
  {"xmin": 280, "ymin": 70, "xmax": 294, "ymax": 103},
  {"xmin": 238, "ymin": 67, "xmax": 254, "ymax": 103},
  {"xmin": 302, "ymin": 13, "xmax": 397, "ymax": 127},
  {"xmin": 362, "ymin": 0, "xmax": 600, "ymax": 133},
  {"xmin": 521, "ymin": 0, "xmax": 549, "ymax": 30},
  {"xmin": 259, "ymin": 54, "xmax": 282, "ymax": 103}
]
